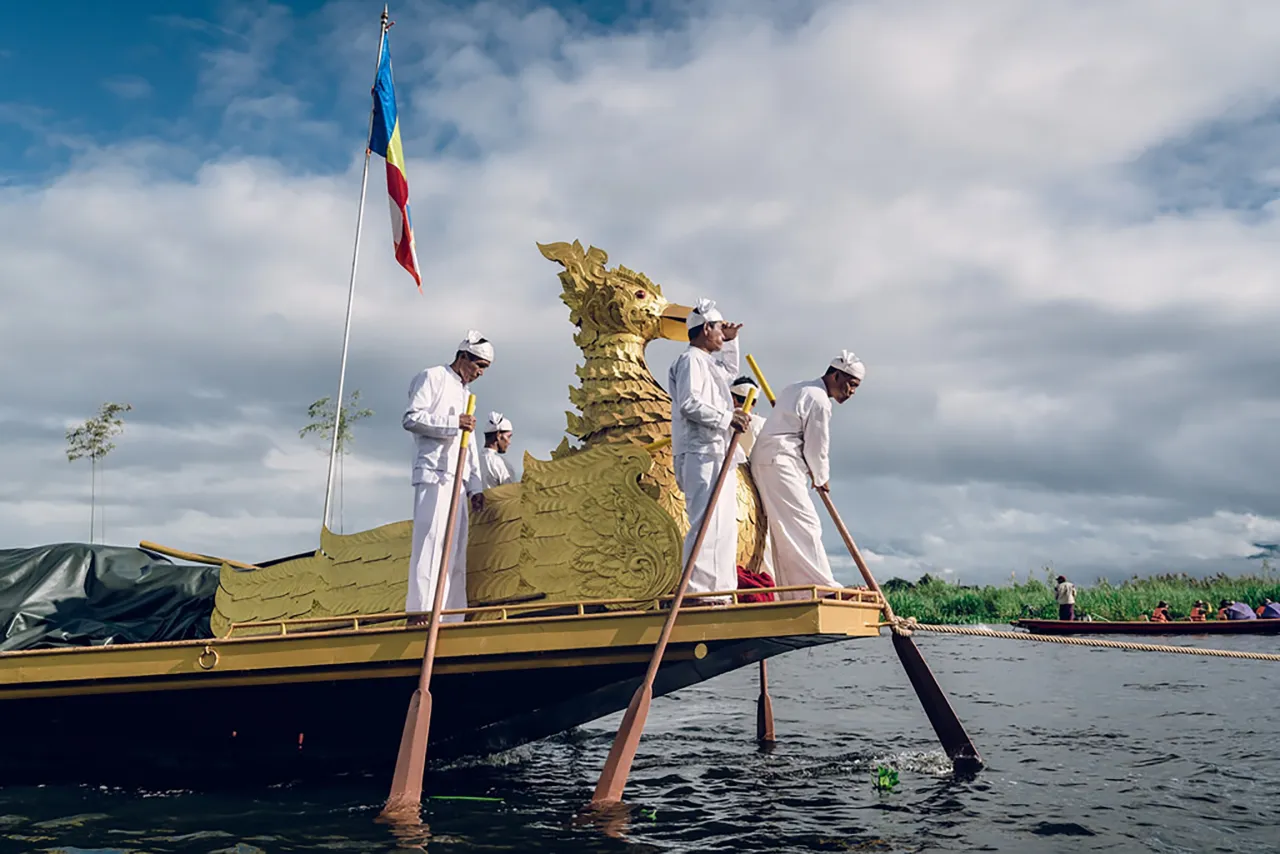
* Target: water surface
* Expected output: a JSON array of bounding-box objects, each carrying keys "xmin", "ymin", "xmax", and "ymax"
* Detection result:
[{"xmin": 2, "ymin": 632, "xmax": 1275, "ymax": 853}]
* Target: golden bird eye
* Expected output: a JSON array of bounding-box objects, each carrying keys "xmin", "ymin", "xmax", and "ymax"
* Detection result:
[{"xmin": 634, "ymin": 290, "xmax": 646, "ymax": 299}]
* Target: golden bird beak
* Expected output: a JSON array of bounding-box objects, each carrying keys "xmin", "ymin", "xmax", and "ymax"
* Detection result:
[{"xmin": 658, "ymin": 303, "xmax": 692, "ymax": 342}]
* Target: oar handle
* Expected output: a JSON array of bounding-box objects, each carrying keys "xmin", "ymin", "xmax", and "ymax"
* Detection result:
[
  {"xmin": 745, "ymin": 354, "xmax": 776, "ymax": 405},
  {"xmin": 459, "ymin": 395, "xmax": 477, "ymax": 448}
]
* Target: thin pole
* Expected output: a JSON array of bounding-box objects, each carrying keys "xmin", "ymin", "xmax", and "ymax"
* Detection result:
[{"xmin": 321, "ymin": 7, "xmax": 390, "ymax": 534}]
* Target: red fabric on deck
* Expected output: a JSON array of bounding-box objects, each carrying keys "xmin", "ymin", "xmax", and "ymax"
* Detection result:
[{"xmin": 736, "ymin": 566, "xmax": 776, "ymax": 603}]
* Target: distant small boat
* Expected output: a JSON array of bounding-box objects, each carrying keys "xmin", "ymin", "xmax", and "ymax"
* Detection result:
[{"xmin": 1013, "ymin": 618, "xmax": 1280, "ymax": 636}]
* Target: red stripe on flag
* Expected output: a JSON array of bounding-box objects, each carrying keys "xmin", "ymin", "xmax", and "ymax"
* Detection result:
[
  {"xmin": 385, "ymin": 161, "xmax": 410, "ymax": 209},
  {"xmin": 384, "ymin": 161, "xmax": 421, "ymax": 288}
]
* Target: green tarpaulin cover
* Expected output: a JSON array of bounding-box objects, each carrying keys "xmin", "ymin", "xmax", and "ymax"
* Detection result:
[{"xmin": 0, "ymin": 543, "xmax": 218, "ymax": 651}]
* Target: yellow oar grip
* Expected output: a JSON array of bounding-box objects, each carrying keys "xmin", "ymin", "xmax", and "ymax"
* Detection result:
[
  {"xmin": 745, "ymin": 354, "xmax": 775, "ymax": 404},
  {"xmin": 460, "ymin": 394, "xmax": 477, "ymax": 449},
  {"xmin": 742, "ymin": 386, "xmax": 758, "ymax": 413}
]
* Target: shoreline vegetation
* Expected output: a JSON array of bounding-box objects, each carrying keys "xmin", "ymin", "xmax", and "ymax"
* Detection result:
[{"xmin": 882, "ymin": 562, "xmax": 1279, "ymax": 624}]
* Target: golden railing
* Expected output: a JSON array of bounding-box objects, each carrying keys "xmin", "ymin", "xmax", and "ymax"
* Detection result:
[{"xmin": 222, "ymin": 585, "xmax": 885, "ymax": 639}]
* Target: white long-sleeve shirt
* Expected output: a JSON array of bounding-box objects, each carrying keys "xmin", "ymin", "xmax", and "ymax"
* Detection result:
[
  {"xmin": 734, "ymin": 412, "xmax": 768, "ymax": 464},
  {"xmin": 750, "ymin": 378, "xmax": 832, "ymax": 487},
  {"xmin": 403, "ymin": 364, "xmax": 482, "ymax": 495},
  {"xmin": 668, "ymin": 338, "xmax": 740, "ymax": 457},
  {"xmin": 478, "ymin": 446, "xmax": 514, "ymax": 490}
]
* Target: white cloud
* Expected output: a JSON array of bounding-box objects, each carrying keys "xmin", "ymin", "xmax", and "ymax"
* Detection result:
[{"xmin": 3, "ymin": 0, "xmax": 1280, "ymax": 580}]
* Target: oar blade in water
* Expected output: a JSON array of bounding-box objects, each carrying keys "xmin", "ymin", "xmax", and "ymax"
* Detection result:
[{"xmin": 890, "ymin": 632, "xmax": 983, "ymax": 772}]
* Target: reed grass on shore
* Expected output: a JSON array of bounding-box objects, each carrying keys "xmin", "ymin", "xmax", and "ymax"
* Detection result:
[{"xmin": 883, "ymin": 564, "xmax": 1280, "ymax": 624}]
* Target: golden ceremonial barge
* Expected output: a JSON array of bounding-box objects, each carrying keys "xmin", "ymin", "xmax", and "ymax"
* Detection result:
[{"xmin": 0, "ymin": 242, "xmax": 910, "ymax": 788}]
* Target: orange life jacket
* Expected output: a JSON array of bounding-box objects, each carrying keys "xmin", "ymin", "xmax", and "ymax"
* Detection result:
[
  {"xmin": 1151, "ymin": 607, "xmax": 1169, "ymax": 622},
  {"xmin": 1189, "ymin": 606, "xmax": 1206, "ymax": 621}
]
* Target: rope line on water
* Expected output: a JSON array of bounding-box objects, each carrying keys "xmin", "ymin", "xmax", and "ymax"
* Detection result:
[{"xmin": 884, "ymin": 618, "xmax": 1280, "ymax": 662}]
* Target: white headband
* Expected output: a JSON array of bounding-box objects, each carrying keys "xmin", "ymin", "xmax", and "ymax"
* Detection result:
[
  {"xmin": 686, "ymin": 297, "xmax": 725, "ymax": 331},
  {"xmin": 459, "ymin": 329, "xmax": 494, "ymax": 362},
  {"xmin": 830, "ymin": 349, "xmax": 865, "ymax": 381},
  {"xmin": 730, "ymin": 380, "xmax": 756, "ymax": 398},
  {"xmin": 487, "ymin": 411, "xmax": 513, "ymax": 432}
]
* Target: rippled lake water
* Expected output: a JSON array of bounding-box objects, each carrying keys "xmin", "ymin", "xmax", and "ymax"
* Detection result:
[{"xmin": 2, "ymin": 632, "xmax": 1276, "ymax": 853}]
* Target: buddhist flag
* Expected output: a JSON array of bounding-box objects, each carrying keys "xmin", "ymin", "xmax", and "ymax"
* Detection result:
[{"xmin": 369, "ymin": 33, "xmax": 422, "ymax": 289}]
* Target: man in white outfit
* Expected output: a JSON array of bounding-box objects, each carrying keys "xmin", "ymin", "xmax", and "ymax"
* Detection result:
[
  {"xmin": 478, "ymin": 411, "xmax": 515, "ymax": 490},
  {"xmin": 750, "ymin": 350, "xmax": 864, "ymax": 598},
  {"xmin": 402, "ymin": 330, "xmax": 492, "ymax": 625},
  {"xmin": 668, "ymin": 298, "xmax": 750, "ymax": 605}
]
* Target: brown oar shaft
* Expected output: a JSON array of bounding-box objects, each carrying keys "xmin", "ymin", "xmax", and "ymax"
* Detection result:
[
  {"xmin": 591, "ymin": 389, "xmax": 758, "ymax": 807},
  {"xmin": 744, "ymin": 353, "xmax": 777, "ymax": 744},
  {"xmin": 816, "ymin": 491, "xmax": 893, "ymax": 617},
  {"xmin": 817, "ymin": 489, "xmax": 982, "ymax": 770},
  {"xmin": 383, "ymin": 393, "xmax": 477, "ymax": 818}
]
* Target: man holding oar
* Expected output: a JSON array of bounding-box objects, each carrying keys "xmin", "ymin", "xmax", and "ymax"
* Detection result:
[
  {"xmin": 747, "ymin": 352, "xmax": 983, "ymax": 771},
  {"xmin": 750, "ymin": 351, "xmax": 863, "ymax": 598},
  {"xmin": 402, "ymin": 330, "xmax": 492, "ymax": 625},
  {"xmin": 669, "ymin": 298, "xmax": 750, "ymax": 605}
]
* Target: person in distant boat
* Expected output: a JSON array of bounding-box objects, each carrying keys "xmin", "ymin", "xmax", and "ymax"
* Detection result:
[
  {"xmin": 1151, "ymin": 601, "xmax": 1170, "ymax": 622},
  {"xmin": 402, "ymin": 330, "xmax": 491, "ymax": 625},
  {"xmin": 1189, "ymin": 600, "xmax": 1208, "ymax": 621},
  {"xmin": 669, "ymin": 299, "xmax": 749, "ymax": 605},
  {"xmin": 1053, "ymin": 575, "xmax": 1076, "ymax": 621},
  {"xmin": 1255, "ymin": 598, "xmax": 1277, "ymax": 618},
  {"xmin": 478, "ymin": 411, "xmax": 515, "ymax": 490},
  {"xmin": 1259, "ymin": 599, "xmax": 1280, "ymax": 619},
  {"xmin": 1218, "ymin": 599, "xmax": 1257, "ymax": 620},
  {"xmin": 751, "ymin": 350, "xmax": 864, "ymax": 600}
]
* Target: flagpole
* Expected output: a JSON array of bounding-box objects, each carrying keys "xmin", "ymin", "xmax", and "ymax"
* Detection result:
[{"xmin": 322, "ymin": 6, "xmax": 390, "ymax": 535}]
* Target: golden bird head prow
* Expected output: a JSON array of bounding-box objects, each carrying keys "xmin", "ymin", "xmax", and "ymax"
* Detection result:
[
  {"xmin": 537, "ymin": 240, "xmax": 690, "ymax": 348},
  {"xmin": 537, "ymin": 239, "xmax": 767, "ymax": 576}
]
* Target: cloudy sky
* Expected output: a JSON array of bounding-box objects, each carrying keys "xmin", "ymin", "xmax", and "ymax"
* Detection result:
[{"xmin": 3, "ymin": 0, "xmax": 1279, "ymax": 585}]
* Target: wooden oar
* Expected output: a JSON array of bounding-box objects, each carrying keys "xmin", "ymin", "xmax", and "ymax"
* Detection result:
[
  {"xmin": 646, "ymin": 415, "xmax": 775, "ymax": 742},
  {"xmin": 743, "ymin": 355, "xmax": 776, "ymax": 744},
  {"xmin": 381, "ymin": 393, "xmax": 477, "ymax": 820},
  {"xmin": 818, "ymin": 490, "xmax": 982, "ymax": 771},
  {"xmin": 745, "ymin": 356, "xmax": 983, "ymax": 773},
  {"xmin": 591, "ymin": 388, "xmax": 758, "ymax": 808}
]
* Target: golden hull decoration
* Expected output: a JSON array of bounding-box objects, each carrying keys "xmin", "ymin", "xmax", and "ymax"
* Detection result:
[{"xmin": 213, "ymin": 241, "xmax": 768, "ymax": 632}]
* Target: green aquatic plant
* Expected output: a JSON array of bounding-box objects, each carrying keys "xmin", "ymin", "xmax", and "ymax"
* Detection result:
[{"xmin": 872, "ymin": 766, "xmax": 899, "ymax": 792}]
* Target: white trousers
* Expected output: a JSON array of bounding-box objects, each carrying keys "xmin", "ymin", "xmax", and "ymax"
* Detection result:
[
  {"xmin": 676, "ymin": 452, "xmax": 740, "ymax": 600},
  {"xmin": 407, "ymin": 482, "xmax": 469, "ymax": 623},
  {"xmin": 754, "ymin": 456, "xmax": 836, "ymax": 599}
]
